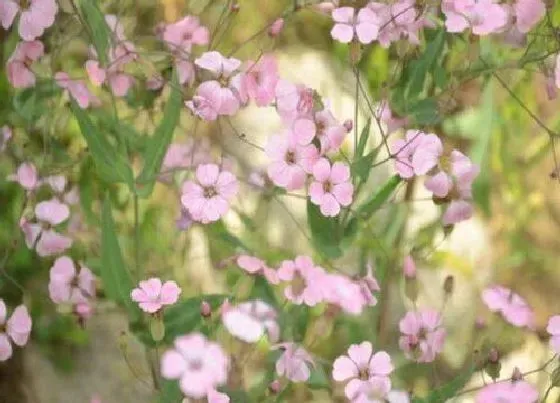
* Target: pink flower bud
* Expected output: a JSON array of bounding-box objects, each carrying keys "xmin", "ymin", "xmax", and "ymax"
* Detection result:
[
  {"xmin": 269, "ymin": 379, "xmax": 281, "ymax": 394},
  {"xmin": 512, "ymin": 367, "xmax": 523, "ymax": 381},
  {"xmin": 200, "ymin": 300, "xmax": 212, "ymax": 318},
  {"xmin": 403, "ymin": 255, "xmax": 416, "ymax": 279},
  {"xmin": 343, "ymin": 119, "xmax": 353, "ymax": 132},
  {"xmin": 231, "ymin": 3, "xmax": 240, "ymax": 12},
  {"xmin": 488, "ymin": 348, "xmax": 499, "ymax": 363},
  {"xmin": 268, "ymin": 18, "xmax": 284, "ymax": 37}
]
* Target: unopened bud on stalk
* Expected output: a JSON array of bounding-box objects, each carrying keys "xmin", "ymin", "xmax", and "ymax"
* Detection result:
[
  {"xmin": 484, "ymin": 348, "xmax": 501, "ymax": 381},
  {"xmin": 403, "ymin": 255, "xmax": 416, "ymax": 279},
  {"xmin": 488, "ymin": 348, "xmax": 499, "ymax": 363},
  {"xmin": 269, "ymin": 379, "xmax": 281, "ymax": 394},
  {"xmin": 200, "ymin": 301, "xmax": 212, "ymax": 318},
  {"xmin": 268, "ymin": 18, "xmax": 284, "ymax": 37},
  {"xmin": 150, "ymin": 315, "xmax": 165, "ymax": 342},
  {"xmin": 512, "ymin": 367, "xmax": 523, "ymax": 381},
  {"xmin": 443, "ymin": 275, "xmax": 454, "ymax": 296},
  {"xmin": 343, "ymin": 119, "xmax": 353, "ymax": 132}
]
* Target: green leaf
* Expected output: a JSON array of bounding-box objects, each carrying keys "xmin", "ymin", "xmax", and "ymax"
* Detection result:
[
  {"xmin": 100, "ymin": 195, "xmax": 139, "ymax": 320},
  {"xmin": 357, "ymin": 175, "xmax": 402, "ymax": 218},
  {"xmin": 159, "ymin": 380, "xmax": 182, "ymax": 403},
  {"xmin": 356, "ymin": 117, "xmax": 372, "ymax": 158},
  {"xmin": 307, "ymin": 364, "xmax": 331, "ymax": 390},
  {"xmin": 136, "ymin": 72, "xmax": 183, "ymax": 197},
  {"xmin": 306, "ymin": 201, "xmax": 342, "ymax": 259},
  {"xmin": 77, "ymin": 0, "xmax": 111, "ymax": 66},
  {"xmin": 413, "ymin": 365, "xmax": 475, "ymax": 403},
  {"xmin": 71, "ymin": 101, "xmax": 134, "ymax": 187},
  {"xmin": 408, "ymin": 98, "xmax": 440, "ymax": 126},
  {"xmin": 13, "ymin": 80, "xmax": 60, "ymax": 122},
  {"xmin": 406, "ymin": 29, "xmax": 446, "ymax": 98},
  {"xmin": 352, "ymin": 150, "xmax": 376, "ymax": 183},
  {"xmin": 250, "ymin": 276, "xmax": 278, "ymax": 306}
]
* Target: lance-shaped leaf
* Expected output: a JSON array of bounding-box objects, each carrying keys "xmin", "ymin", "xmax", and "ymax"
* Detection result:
[
  {"xmin": 357, "ymin": 175, "xmax": 402, "ymax": 218},
  {"xmin": 77, "ymin": 0, "xmax": 111, "ymax": 66}
]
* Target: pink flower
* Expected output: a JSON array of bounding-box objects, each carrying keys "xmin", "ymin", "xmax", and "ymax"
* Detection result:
[
  {"xmin": 481, "ymin": 285, "xmax": 534, "ymax": 328},
  {"xmin": 163, "ymin": 16, "xmax": 209, "ymax": 53},
  {"xmin": 195, "ymin": 51, "xmax": 242, "ymax": 78},
  {"xmin": 513, "ymin": 0, "xmax": 545, "ymax": 33},
  {"xmin": 8, "ymin": 162, "xmax": 39, "ymax": 190},
  {"xmin": 323, "ymin": 274, "xmax": 369, "ymax": 315},
  {"xmin": 180, "ymin": 164, "xmax": 238, "ymax": 223},
  {"xmin": 236, "ymin": 255, "xmax": 279, "ymax": 284},
  {"xmin": 547, "ymin": 315, "xmax": 560, "ymax": 353},
  {"xmin": 475, "ymin": 380, "xmax": 538, "ymax": 403},
  {"xmin": 309, "ymin": 158, "xmax": 353, "ymax": 217},
  {"xmin": 186, "ymin": 81, "xmax": 241, "ymax": 120},
  {"xmin": 55, "ymin": 72, "xmax": 100, "ymax": 109},
  {"xmin": 43, "ymin": 175, "xmax": 66, "ymax": 194},
  {"xmin": 399, "ymin": 310, "xmax": 446, "ymax": 362},
  {"xmin": 161, "ymin": 333, "xmax": 229, "ymax": 398},
  {"xmin": 222, "ymin": 300, "xmax": 279, "ymax": 343},
  {"xmin": 1, "ymin": 126, "xmax": 12, "ymax": 152},
  {"xmin": 35, "ymin": 198, "xmax": 70, "ymax": 225},
  {"xmin": 0, "ymin": 0, "xmax": 58, "ymax": 41},
  {"xmin": 275, "ymin": 80, "xmax": 314, "ymax": 122},
  {"xmin": 442, "ymin": 0, "xmax": 509, "ymax": 36},
  {"xmin": 274, "ymin": 343, "xmax": 314, "ymax": 382},
  {"xmin": 48, "ymin": 256, "xmax": 95, "ymax": 305},
  {"xmin": 354, "ymin": 384, "xmax": 410, "ymax": 403},
  {"xmin": 332, "ymin": 341, "xmax": 393, "ymax": 400},
  {"xmin": 0, "ymin": 300, "xmax": 32, "ymax": 361},
  {"xmin": 6, "ymin": 40, "xmax": 44, "ymax": 88},
  {"xmin": 292, "ymin": 108, "xmax": 346, "ymax": 151},
  {"xmin": 243, "ymin": 55, "xmax": 279, "ymax": 107},
  {"xmin": 268, "ymin": 18, "xmax": 284, "ymax": 37},
  {"xmin": 369, "ymin": 0, "xmax": 429, "ymax": 48},
  {"xmin": 265, "ymin": 132, "xmax": 318, "ymax": 190},
  {"xmin": 390, "ymin": 130, "xmax": 425, "ymax": 179},
  {"xmin": 411, "ymin": 133, "xmax": 443, "ymax": 175},
  {"xmin": 208, "ymin": 389, "xmax": 230, "ymax": 403},
  {"xmin": 277, "ymin": 256, "xmax": 325, "ymax": 306},
  {"xmin": 131, "ymin": 278, "xmax": 181, "ymax": 313},
  {"xmin": 330, "ymin": 7, "xmax": 379, "ymax": 44},
  {"xmin": 20, "ymin": 217, "xmax": 72, "ymax": 257}
]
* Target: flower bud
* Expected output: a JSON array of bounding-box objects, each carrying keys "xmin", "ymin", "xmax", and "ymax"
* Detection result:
[
  {"xmin": 403, "ymin": 255, "xmax": 416, "ymax": 279},
  {"xmin": 268, "ymin": 18, "xmax": 284, "ymax": 37},
  {"xmin": 488, "ymin": 348, "xmax": 499, "ymax": 363},
  {"xmin": 512, "ymin": 367, "xmax": 523, "ymax": 381},
  {"xmin": 343, "ymin": 119, "xmax": 353, "ymax": 133},
  {"xmin": 269, "ymin": 379, "xmax": 281, "ymax": 394},
  {"xmin": 484, "ymin": 348, "xmax": 501, "ymax": 381},
  {"xmin": 443, "ymin": 275, "xmax": 454, "ymax": 296},
  {"xmin": 200, "ymin": 300, "xmax": 212, "ymax": 318},
  {"xmin": 230, "ymin": 3, "xmax": 240, "ymax": 12},
  {"xmin": 150, "ymin": 316, "xmax": 165, "ymax": 342}
]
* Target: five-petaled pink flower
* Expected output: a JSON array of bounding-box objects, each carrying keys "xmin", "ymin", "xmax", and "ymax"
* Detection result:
[
  {"xmin": 265, "ymin": 132, "xmax": 318, "ymax": 190},
  {"xmin": 55, "ymin": 72, "xmax": 100, "ymax": 109},
  {"xmin": 481, "ymin": 285, "xmax": 534, "ymax": 328},
  {"xmin": 330, "ymin": 7, "xmax": 379, "ymax": 44},
  {"xmin": 399, "ymin": 309, "xmax": 446, "ymax": 363},
  {"xmin": 390, "ymin": 130, "xmax": 425, "ymax": 179},
  {"xmin": 309, "ymin": 158, "xmax": 353, "ymax": 217},
  {"xmin": 547, "ymin": 315, "xmax": 560, "ymax": 353},
  {"xmin": 369, "ymin": 0, "xmax": 428, "ymax": 48},
  {"xmin": 442, "ymin": 0, "xmax": 509, "ymax": 36},
  {"xmin": 48, "ymin": 256, "xmax": 95, "ymax": 305},
  {"xmin": 7, "ymin": 40, "xmax": 44, "ymax": 89},
  {"xmin": 131, "ymin": 278, "xmax": 181, "ymax": 313},
  {"xmin": 161, "ymin": 333, "xmax": 229, "ymax": 398},
  {"xmin": 274, "ymin": 342, "xmax": 315, "ymax": 382},
  {"xmin": 332, "ymin": 341, "xmax": 393, "ymax": 400},
  {"xmin": 0, "ymin": 300, "xmax": 32, "ymax": 361},
  {"xmin": 180, "ymin": 164, "xmax": 238, "ymax": 224},
  {"xmin": 222, "ymin": 299, "xmax": 279, "ymax": 343},
  {"xmin": 476, "ymin": 380, "xmax": 538, "ymax": 403},
  {"xmin": 277, "ymin": 256, "xmax": 325, "ymax": 306},
  {"xmin": 0, "ymin": 0, "xmax": 58, "ymax": 41}
]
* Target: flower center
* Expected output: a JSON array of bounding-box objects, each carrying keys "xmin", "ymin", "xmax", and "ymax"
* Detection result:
[
  {"xmin": 285, "ymin": 150, "xmax": 296, "ymax": 165},
  {"xmin": 291, "ymin": 272, "xmax": 306, "ymax": 296},
  {"xmin": 19, "ymin": 0, "xmax": 31, "ymax": 10},
  {"xmin": 358, "ymin": 367, "xmax": 370, "ymax": 381},
  {"xmin": 188, "ymin": 358, "xmax": 203, "ymax": 371},
  {"xmin": 316, "ymin": 121, "xmax": 326, "ymax": 136},
  {"xmin": 70, "ymin": 276, "xmax": 80, "ymax": 289},
  {"xmin": 204, "ymin": 186, "xmax": 218, "ymax": 198},
  {"xmin": 323, "ymin": 180, "xmax": 332, "ymax": 193}
]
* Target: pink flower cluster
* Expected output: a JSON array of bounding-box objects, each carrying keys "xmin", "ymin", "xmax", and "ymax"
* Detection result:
[
  {"xmin": 398, "ymin": 309, "xmax": 446, "ymax": 363},
  {"xmin": 236, "ymin": 254, "xmax": 379, "ymax": 315},
  {"xmin": 0, "ymin": 299, "xmax": 32, "ymax": 361},
  {"xmin": 332, "ymin": 341, "xmax": 394, "ymax": 401},
  {"xmin": 48, "ymin": 256, "xmax": 96, "ymax": 319},
  {"xmin": 131, "ymin": 278, "xmax": 182, "ymax": 314},
  {"xmin": 222, "ymin": 299, "xmax": 279, "ymax": 343},
  {"xmin": 391, "ymin": 130, "xmax": 479, "ymax": 225},
  {"xmin": 482, "ymin": 285, "xmax": 534, "ymax": 328}
]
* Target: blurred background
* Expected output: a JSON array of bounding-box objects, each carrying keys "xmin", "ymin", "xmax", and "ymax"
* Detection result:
[{"xmin": 2, "ymin": 0, "xmax": 560, "ymax": 402}]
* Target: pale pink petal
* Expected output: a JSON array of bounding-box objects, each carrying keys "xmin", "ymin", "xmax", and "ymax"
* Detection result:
[
  {"xmin": 0, "ymin": 334, "xmax": 12, "ymax": 361},
  {"xmin": 161, "ymin": 350, "xmax": 187, "ymax": 379},
  {"xmin": 332, "ymin": 7, "xmax": 354, "ymax": 23},
  {"xmin": 332, "ymin": 182, "xmax": 353, "ymax": 206},
  {"xmin": 369, "ymin": 351, "xmax": 393, "ymax": 376},
  {"xmin": 293, "ymin": 118, "xmax": 316, "ymax": 146},
  {"xmin": 85, "ymin": 60, "xmax": 106, "ymax": 86},
  {"xmin": 330, "ymin": 162, "xmax": 350, "ymax": 184},
  {"xmin": 332, "ymin": 355, "xmax": 359, "ymax": 381},
  {"xmin": 331, "ymin": 23, "xmax": 354, "ymax": 43},
  {"xmin": 0, "ymin": 0, "xmax": 19, "ymax": 30},
  {"xmin": 35, "ymin": 199, "xmax": 70, "ymax": 225},
  {"xmin": 7, "ymin": 305, "xmax": 32, "ymax": 346},
  {"xmin": 160, "ymin": 281, "xmax": 181, "ymax": 305},
  {"xmin": 347, "ymin": 341, "xmax": 372, "ymax": 369},
  {"xmin": 0, "ymin": 301, "xmax": 5, "ymax": 324},
  {"xmin": 312, "ymin": 158, "xmax": 331, "ymax": 182},
  {"xmin": 196, "ymin": 164, "xmax": 220, "ymax": 186}
]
